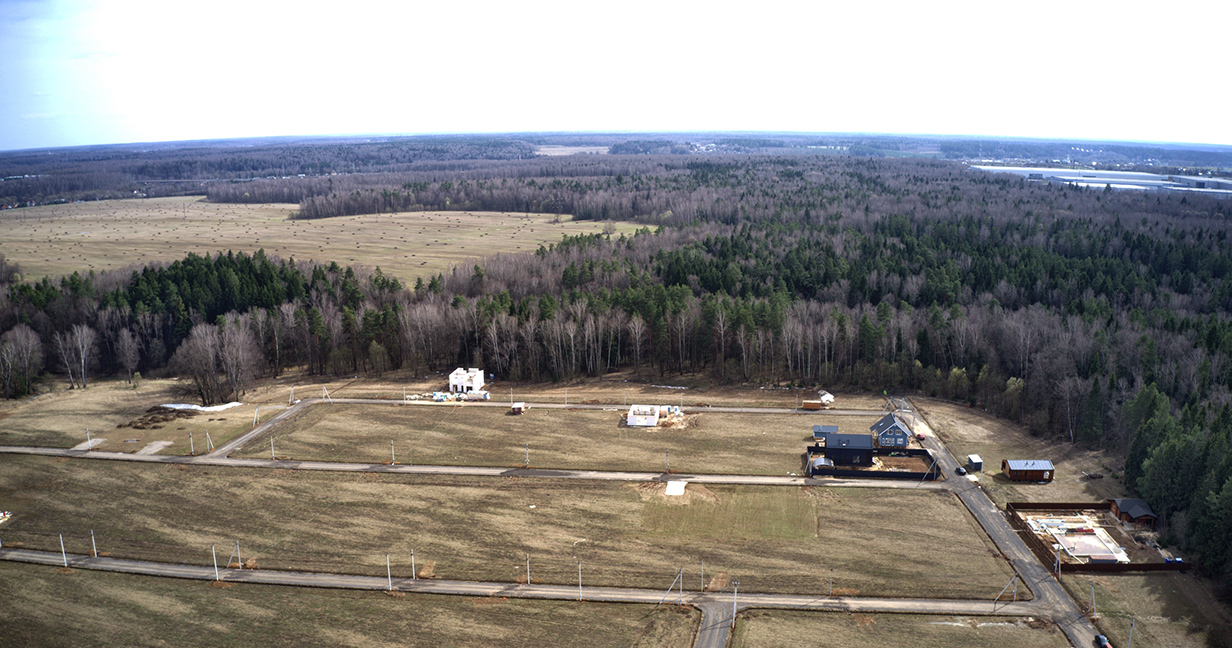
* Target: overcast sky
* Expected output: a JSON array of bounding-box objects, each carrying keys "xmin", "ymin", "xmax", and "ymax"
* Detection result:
[{"xmin": 2, "ymin": 0, "xmax": 1229, "ymax": 152}]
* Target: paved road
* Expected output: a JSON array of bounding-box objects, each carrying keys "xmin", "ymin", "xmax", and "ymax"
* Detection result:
[
  {"xmin": 0, "ymin": 444, "xmax": 947, "ymax": 490},
  {"xmin": 1, "ymin": 547, "xmax": 1044, "ymax": 648},
  {"xmin": 908, "ymin": 399, "xmax": 1099, "ymax": 648}
]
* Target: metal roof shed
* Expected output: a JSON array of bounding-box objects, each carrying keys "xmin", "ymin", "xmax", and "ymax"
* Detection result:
[{"xmin": 1002, "ymin": 459, "xmax": 1055, "ymax": 482}]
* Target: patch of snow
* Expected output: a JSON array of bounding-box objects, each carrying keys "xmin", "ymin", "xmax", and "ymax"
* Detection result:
[
  {"xmin": 162, "ymin": 402, "xmax": 243, "ymax": 412},
  {"xmin": 665, "ymin": 481, "xmax": 688, "ymax": 496},
  {"xmin": 137, "ymin": 441, "xmax": 174, "ymax": 455},
  {"xmin": 70, "ymin": 438, "xmax": 105, "ymax": 451}
]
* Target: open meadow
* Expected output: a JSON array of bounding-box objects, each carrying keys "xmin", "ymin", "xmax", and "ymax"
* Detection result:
[
  {"xmin": 0, "ymin": 456, "xmax": 1016, "ymax": 599},
  {"xmin": 232, "ymin": 402, "xmax": 881, "ymax": 475},
  {"xmin": 914, "ymin": 397, "xmax": 1128, "ymax": 506},
  {"xmin": 0, "ymin": 196, "xmax": 639, "ymax": 284},
  {"xmin": 730, "ymin": 610, "xmax": 1069, "ymax": 648},
  {"xmin": 0, "ymin": 377, "xmax": 261, "ymax": 453},
  {"xmin": 0, "ymin": 561, "xmax": 697, "ymax": 648},
  {"xmin": 1065, "ymin": 572, "xmax": 1232, "ymax": 648}
]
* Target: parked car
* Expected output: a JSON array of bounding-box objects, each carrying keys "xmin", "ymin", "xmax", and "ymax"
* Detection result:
[
  {"xmin": 916, "ymin": 433, "xmax": 926, "ymax": 441},
  {"xmin": 955, "ymin": 467, "xmax": 967, "ymax": 476},
  {"xmin": 1094, "ymin": 635, "xmax": 1111, "ymax": 647}
]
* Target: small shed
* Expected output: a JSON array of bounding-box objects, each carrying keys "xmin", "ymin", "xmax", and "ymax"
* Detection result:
[
  {"xmin": 812, "ymin": 424, "xmax": 839, "ymax": 441},
  {"xmin": 1002, "ymin": 459, "xmax": 1055, "ymax": 482},
  {"xmin": 1109, "ymin": 498, "xmax": 1157, "ymax": 530},
  {"xmin": 510, "ymin": 402, "xmax": 528, "ymax": 415},
  {"xmin": 823, "ymin": 434, "xmax": 875, "ymax": 466},
  {"xmin": 449, "ymin": 367, "xmax": 485, "ymax": 393},
  {"xmin": 967, "ymin": 454, "xmax": 984, "ymax": 471},
  {"xmin": 870, "ymin": 414, "xmax": 911, "ymax": 448},
  {"xmin": 626, "ymin": 404, "xmax": 660, "ymax": 427}
]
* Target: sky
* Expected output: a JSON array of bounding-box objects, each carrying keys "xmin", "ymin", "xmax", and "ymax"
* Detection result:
[{"xmin": 2, "ymin": 0, "xmax": 1230, "ymax": 151}]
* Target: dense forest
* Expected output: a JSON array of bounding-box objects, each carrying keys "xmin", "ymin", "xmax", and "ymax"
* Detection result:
[{"xmin": 3, "ymin": 139, "xmax": 1232, "ymax": 576}]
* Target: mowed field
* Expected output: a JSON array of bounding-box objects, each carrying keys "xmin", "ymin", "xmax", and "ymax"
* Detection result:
[
  {"xmin": 731, "ymin": 610, "xmax": 1069, "ymax": 648},
  {"xmin": 0, "ymin": 456, "xmax": 1016, "ymax": 599},
  {"xmin": 914, "ymin": 397, "xmax": 1128, "ymax": 505},
  {"xmin": 233, "ymin": 403, "xmax": 881, "ymax": 475},
  {"xmin": 0, "ymin": 562, "xmax": 697, "ymax": 648},
  {"xmin": 0, "ymin": 196, "xmax": 640, "ymax": 284},
  {"xmin": 1065, "ymin": 572, "xmax": 1232, "ymax": 648}
]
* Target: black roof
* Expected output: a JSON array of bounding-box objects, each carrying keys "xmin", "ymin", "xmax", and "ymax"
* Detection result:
[
  {"xmin": 1112, "ymin": 498, "xmax": 1156, "ymax": 519},
  {"xmin": 870, "ymin": 413, "xmax": 910, "ymax": 435},
  {"xmin": 825, "ymin": 433, "xmax": 875, "ymax": 449}
]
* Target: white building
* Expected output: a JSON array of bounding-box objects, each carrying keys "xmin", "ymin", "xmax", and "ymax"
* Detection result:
[
  {"xmin": 627, "ymin": 404, "xmax": 660, "ymax": 427},
  {"xmin": 449, "ymin": 367, "xmax": 485, "ymax": 393}
]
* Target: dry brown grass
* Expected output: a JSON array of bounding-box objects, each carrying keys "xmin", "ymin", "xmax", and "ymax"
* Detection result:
[
  {"xmin": 233, "ymin": 401, "xmax": 880, "ymax": 475},
  {"xmin": 731, "ymin": 610, "xmax": 1069, "ymax": 648},
  {"xmin": 0, "ymin": 196, "xmax": 640, "ymax": 284},
  {"xmin": 915, "ymin": 397, "xmax": 1128, "ymax": 506},
  {"xmin": 1064, "ymin": 572, "xmax": 1232, "ymax": 648},
  {"xmin": 0, "ymin": 377, "xmax": 258, "ymax": 452},
  {"xmin": 0, "ymin": 455, "xmax": 1015, "ymax": 598},
  {"xmin": 0, "ymin": 561, "xmax": 697, "ymax": 648}
]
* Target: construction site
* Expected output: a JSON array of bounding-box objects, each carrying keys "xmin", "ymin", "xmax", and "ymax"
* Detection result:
[{"xmin": 1006, "ymin": 503, "xmax": 1183, "ymax": 573}]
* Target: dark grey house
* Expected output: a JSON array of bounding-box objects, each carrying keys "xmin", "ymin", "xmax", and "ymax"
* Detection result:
[{"xmin": 824, "ymin": 434, "xmax": 875, "ymax": 466}]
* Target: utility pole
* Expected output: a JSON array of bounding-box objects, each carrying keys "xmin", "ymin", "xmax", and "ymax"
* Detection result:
[
  {"xmin": 271, "ymin": 437, "xmax": 275, "ymax": 460},
  {"xmin": 59, "ymin": 533, "xmax": 67, "ymax": 567},
  {"xmin": 526, "ymin": 554, "xmax": 531, "ymax": 584},
  {"xmin": 236, "ymin": 540, "xmax": 242, "ymax": 570},
  {"xmin": 1090, "ymin": 581, "xmax": 1097, "ymax": 618},
  {"xmin": 391, "ymin": 440, "xmax": 396, "ymax": 464},
  {"xmin": 525, "ymin": 443, "xmax": 530, "ymax": 468},
  {"xmin": 1127, "ymin": 616, "xmax": 1135, "ymax": 648},
  {"xmin": 731, "ymin": 580, "xmax": 738, "ymax": 629},
  {"xmin": 212, "ymin": 545, "xmax": 219, "ymax": 580},
  {"xmin": 829, "ymin": 567, "xmax": 833, "ymax": 597},
  {"xmin": 90, "ymin": 530, "xmax": 97, "ymax": 558},
  {"xmin": 411, "ymin": 549, "xmax": 416, "ymax": 580},
  {"xmin": 386, "ymin": 554, "xmax": 392, "ymax": 591},
  {"xmin": 666, "ymin": 450, "xmax": 670, "ymax": 473},
  {"xmin": 189, "ymin": 431, "xmax": 195, "ymax": 455},
  {"xmin": 577, "ymin": 560, "xmax": 582, "ymax": 601},
  {"xmin": 700, "ymin": 560, "xmax": 704, "ymax": 593}
]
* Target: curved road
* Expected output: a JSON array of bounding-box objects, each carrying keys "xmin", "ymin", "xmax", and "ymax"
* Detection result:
[{"xmin": 909, "ymin": 400, "xmax": 1099, "ymax": 648}]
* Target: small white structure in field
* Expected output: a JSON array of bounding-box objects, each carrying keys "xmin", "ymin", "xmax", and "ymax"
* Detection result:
[
  {"xmin": 627, "ymin": 404, "xmax": 661, "ymax": 427},
  {"xmin": 449, "ymin": 367, "xmax": 485, "ymax": 393},
  {"xmin": 817, "ymin": 390, "xmax": 835, "ymax": 405}
]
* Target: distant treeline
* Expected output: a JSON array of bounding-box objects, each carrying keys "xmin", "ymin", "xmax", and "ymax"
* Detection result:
[{"xmin": 4, "ymin": 151, "xmax": 1232, "ymax": 575}]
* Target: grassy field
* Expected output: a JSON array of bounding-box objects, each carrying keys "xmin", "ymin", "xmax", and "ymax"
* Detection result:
[
  {"xmin": 232, "ymin": 402, "xmax": 881, "ymax": 475},
  {"xmin": 915, "ymin": 397, "xmax": 1129, "ymax": 506},
  {"xmin": 0, "ymin": 456, "xmax": 1016, "ymax": 599},
  {"xmin": 730, "ymin": 610, "xmax": 1069, "ymax": 648},
  {"xmin": 0, "ymin": 377, "xmax": 259, "ymax": 453},
  {"xmin": 0, "ymin": 196, "xmax": 639, "ymax": 284},
  {"xmin": 1065, "ymin": 572, "xmax": 1232, "ymax": 648},
  {"xmin": 0, "ymin": 561, "xmax": 697, "ymax": 648}
]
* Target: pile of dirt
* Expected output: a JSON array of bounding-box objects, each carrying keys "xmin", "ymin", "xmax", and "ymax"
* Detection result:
[
  {"xmin": 117, "ymin": 406, "xmax": 198, "ymax": 430},
  {"xmin": 416, "ymin": 560, "xmax": 435, "ymax": 579},
  {"xmin": 631, "ymin": 481, "xmax": 719, "ymax": 505},
  {"xmin": 227, "ymin": 559, "xmax": 259, "ymax": 569},
  {"xmin": 658, "ymin": 414, "xmax": 699, "ymax": 430},
  {"xmin": 706, "ymin": 571, "xmax": 729, "ymax": 592}
]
